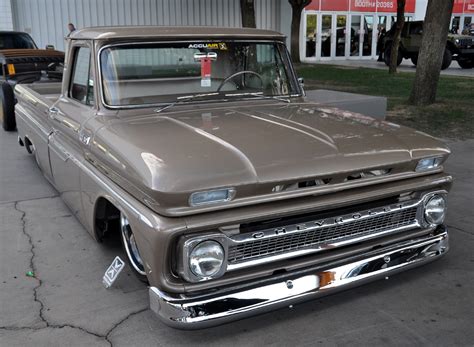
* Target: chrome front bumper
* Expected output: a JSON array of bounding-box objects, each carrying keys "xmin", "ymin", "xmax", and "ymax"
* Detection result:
[{"xmin": 150, "ymin": 227, "xmax": 448, "ymax": 329}]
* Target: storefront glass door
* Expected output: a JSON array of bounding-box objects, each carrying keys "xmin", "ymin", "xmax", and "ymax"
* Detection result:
[
  {"xmin": 321, "ymin": 14, "xmax": 333, "ymax": 57},
  {"xmin": 350, "ymin": 15, "xmax": 361, "ymax": 56},
  {"xmin": 363, "ymin": 15, "xmax": 374, "ymax": 56},
  {"xmin": 336, "ymin": 15, "xmax": 347, "ymax": 57},
  {"xmin": 305, "ymin": 13, "xmax": 318, "ymax": 58}
]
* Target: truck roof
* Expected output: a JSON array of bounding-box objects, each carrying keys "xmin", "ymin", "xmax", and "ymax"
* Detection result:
[{"xmin": 69, "ymin": 26, "xmax": 286, "ymax": 41}]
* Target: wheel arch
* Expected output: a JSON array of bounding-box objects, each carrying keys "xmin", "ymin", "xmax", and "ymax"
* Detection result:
[
  {"xmin": 446, "ymin": 41, "xmax": 458, "ymax": 54},
  {"xmin": 93, "ymin": 196, "xmax": 122, "ymax": 242}
]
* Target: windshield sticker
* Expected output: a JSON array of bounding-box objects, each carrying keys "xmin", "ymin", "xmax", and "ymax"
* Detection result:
[
  {"xmin": 188, "ymin": 43, "xmax": 228, "ymax": 50},
  {"xmin": 200, "ymin": 57, "xmax": 212, "ymax": 87}
]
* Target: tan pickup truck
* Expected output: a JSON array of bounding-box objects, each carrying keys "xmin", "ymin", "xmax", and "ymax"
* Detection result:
[{"xmin": 14, "ymin": 26, "xmax": 452, "ymax": 329}]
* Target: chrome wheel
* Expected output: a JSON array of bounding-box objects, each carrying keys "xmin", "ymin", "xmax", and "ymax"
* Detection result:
[{"xmin": 120, "ymin": 214, "xmax": 146, "ymax": 276}]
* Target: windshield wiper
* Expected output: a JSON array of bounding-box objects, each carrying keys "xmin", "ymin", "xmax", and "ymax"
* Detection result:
[
  {"xmin": 225, "ymin": 92, "xmax": 291, "ymax": 103},
  {"xmin": 154, "ymin": 92, "xmax": 220, "ymax": 113}
]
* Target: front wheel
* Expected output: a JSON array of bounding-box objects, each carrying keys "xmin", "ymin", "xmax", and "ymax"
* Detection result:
[
  {"xmin": 411, "ymin": 55, "xmax": 418, "ymax": 66},
  {"xmin": 0, "ymin": 82, "xmax": 16, "ymax": 132},
  {"xmin": 441, "ymin": 49, "xmax": 452, "ymax": 70},
  {"xmin": 120, "ymin": 214, "xmax": 148, "ymax": 283},
  {"xmin": 384, "ymin": 45, "xmax": 403, "ymax": 67},
  {"xmin": 457, "ymin": 58, "xmax": 473, "ymax": 69}
]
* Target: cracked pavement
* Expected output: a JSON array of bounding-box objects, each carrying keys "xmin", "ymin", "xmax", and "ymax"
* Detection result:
[{"xmin": 1, "ymin": 131, "xmax": 473, "ymax": 346}]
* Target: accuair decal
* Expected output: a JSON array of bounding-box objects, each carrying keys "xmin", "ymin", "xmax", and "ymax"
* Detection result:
[{"xmin": 188, "ymin": 43, "xmax": 228, "ymax": 50}]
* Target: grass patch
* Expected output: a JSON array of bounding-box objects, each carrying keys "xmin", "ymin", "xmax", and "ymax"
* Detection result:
[{"xmin": 296, "ymin": 64, "xmax": 474, "ymax": 140}]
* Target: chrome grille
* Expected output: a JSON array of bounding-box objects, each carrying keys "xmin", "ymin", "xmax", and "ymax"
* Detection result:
[
  {"xmin": 458, "ymin": 38, "xmax": 474, "ymax": 48},
  {"xmin": 228, "ymin": 205, "xmax": 418, "ymax": 266}
]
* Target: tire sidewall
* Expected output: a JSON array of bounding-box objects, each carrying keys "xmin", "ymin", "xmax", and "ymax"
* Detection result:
[
  {"xmin": 384, "ymin": 45, "xmax": 403, "ymax": 66},
  {"xmin": 441, "ymin": 49, "xmax": 452, "ymax": 70},
  {"xmin": 0, "ymin": 82, "xmax": 16, "ymax": 132},
  {"xmin": 458, "ymin": 58, "xmax": 473, "ymax": 69}
]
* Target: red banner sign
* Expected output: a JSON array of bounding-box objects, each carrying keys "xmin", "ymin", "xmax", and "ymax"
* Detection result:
[
  {"xmin": 465, "ymin": 0, "xmax": 474, "ymax": 13},
  {"xmin": 453, "ymin": 0, "xmax": 464, "ymax": 13},
  {"xmin": 306, "ymin": 0, "xmax": 416, "ymax": 13}
]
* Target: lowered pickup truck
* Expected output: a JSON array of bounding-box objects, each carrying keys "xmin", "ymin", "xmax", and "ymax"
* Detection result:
[{"xmin": 15, "ymin": 26, "xmax": 452, "ymax": 329}]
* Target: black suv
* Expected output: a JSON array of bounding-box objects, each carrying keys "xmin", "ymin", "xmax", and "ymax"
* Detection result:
[{"xmin": 383, "ymin": 21, "xmax": 474, "ymax": 70}]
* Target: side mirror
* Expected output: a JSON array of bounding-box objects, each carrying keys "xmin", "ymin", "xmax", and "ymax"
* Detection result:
[
  {"xmin": 45, "ymin": 44, "xmax": 55, "ymax": 50},
  {"xmin": 298, "ymin": 77, "xmax": 305, "ymax": 88},
  {"xmin": 298, "ymin": 77, "xmax": 305, "ymax": 96}
]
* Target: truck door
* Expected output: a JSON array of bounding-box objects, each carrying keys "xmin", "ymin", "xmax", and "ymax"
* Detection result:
[
  {"xmin": 405, "ymin": 22, "xmax": 423, "ymax": 53},
  {"xmin": 48, "ymin": 42, "xmax": 95, "ymax": 225}
]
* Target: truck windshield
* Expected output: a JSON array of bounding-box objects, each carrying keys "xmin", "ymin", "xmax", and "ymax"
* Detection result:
[
  {"xmin": 100, "ymin": 41, "xmax": 300, "ymax": 107},
  {"xmin": 0, "ymin": 32, "xmax": 36, "ymax": 49}
]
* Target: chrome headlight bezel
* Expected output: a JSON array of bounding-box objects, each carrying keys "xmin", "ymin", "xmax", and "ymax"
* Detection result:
[
  {"xmin": 422, "ymin": 193, "xmax": 447, "ymax": 227},
  {"xmin": 177, "ymin": 234, "xmax": 228, "ymax": 283},
  {"xmin": 415, "ymin": 156, "xmax": 444, "ymax": 172}
]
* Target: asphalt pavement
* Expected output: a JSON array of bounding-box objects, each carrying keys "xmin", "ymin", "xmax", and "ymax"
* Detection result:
[{"xmin": 1, "ymin": 130, "xmax": 473, "ymax": 347}]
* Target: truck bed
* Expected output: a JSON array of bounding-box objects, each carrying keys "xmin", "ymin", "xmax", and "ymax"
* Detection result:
[{"xmin": 15, "ymin": 82, "xmax": 61, "ymax": 109}]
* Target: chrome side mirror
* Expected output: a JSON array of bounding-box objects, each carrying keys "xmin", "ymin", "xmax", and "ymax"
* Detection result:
[{"xmin": 298, "ymin": 77, "xmax": 305, "ymax": 96}]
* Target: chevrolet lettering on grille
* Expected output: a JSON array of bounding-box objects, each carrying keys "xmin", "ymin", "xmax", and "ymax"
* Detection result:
[
  {"xmin": 227, "ymin": 200, "xmax": 421, "ymax": 270},
  {"xmin": 249, "ymin": 203, "xmax": 406, "ymax": 240}
]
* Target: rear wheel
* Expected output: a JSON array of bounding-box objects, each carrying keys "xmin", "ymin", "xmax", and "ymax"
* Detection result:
[
  {"xmin": 411, "ymin": 55, "xmax": 418, "ymax": 66},
  {"xmin": 441, "ymin": 49, "xmax": 452, "ymax": 70},
  {"xmin": 457, "ymin": 58, "xmax": 473, "ymax": 69},
  {"xmin": 384, "ymin": 45, "xmax": 403, "ymax": 67},
  {"xmin": 0, "ymin": 82, "xmax": 16, "ymax": 132},
  {"xmin": 120, "ymin": 214, "xmax": 148, "ymax": 283}
]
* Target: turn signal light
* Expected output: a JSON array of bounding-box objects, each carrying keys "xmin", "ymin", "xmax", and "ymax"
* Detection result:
[{"xmin": 7, "ymin": 64, "xmax": 15, "ymax": 75}]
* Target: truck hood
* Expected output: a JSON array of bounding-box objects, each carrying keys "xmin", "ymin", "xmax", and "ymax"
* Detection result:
[{"xmin": 91, "ymin": 102, "xmax": 450, "ymax": 214}]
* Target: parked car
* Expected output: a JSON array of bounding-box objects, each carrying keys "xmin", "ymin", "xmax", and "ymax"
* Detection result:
[
  {"xmin": 0, "ymin": 31, "xmax": 64, "ymax": 131},
  {"xmin": 15, "ymin": 26, "xmax": 452, "ymax": 329},
  {"xmin": 383, "ymin": 20, "xmax": 474, "ymax": 69}
]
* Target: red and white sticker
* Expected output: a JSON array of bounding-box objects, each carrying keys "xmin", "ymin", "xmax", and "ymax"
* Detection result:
[{"xmin": 201, "ymin": 58, "xmax": 211, "ymax": 87}]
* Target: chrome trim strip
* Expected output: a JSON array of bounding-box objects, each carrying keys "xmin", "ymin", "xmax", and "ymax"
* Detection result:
[
  {"xmin": 166, "ymin": 172, "xmax": 451, "ymax": 217},
  {"xmin": 151, "ymin": 228, "xmax": 449, "ymax": 329}
]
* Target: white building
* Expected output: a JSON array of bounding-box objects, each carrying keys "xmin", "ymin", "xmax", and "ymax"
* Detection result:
[{"xmin": 1, "ymin": 0, "xmax": 472, "ymax": 61}]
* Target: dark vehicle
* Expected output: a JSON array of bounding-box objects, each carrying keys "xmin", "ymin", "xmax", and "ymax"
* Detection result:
[
  {"xmin": 0, "ymin": 31, "xmax": 64, "ymax": 131},
  {"xmin": 383, "ymin": 21, "xmax": 474, "ymax": 70}
]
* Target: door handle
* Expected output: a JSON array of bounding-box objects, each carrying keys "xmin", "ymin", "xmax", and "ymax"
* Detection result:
[{"xmin": 49, "ymin": 107, "xmax": 60, "ymax": 121}]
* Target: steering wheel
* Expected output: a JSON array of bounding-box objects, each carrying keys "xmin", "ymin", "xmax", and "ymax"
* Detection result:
[{"xmin": 216, "ymin": 70, "xmax": 264, "ymax": 92}]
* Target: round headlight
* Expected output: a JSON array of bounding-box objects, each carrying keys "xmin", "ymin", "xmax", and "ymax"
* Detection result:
[
  {"xmin": 424, "ymin": 195, "xmax": 447, "ymax": 226},
  {"xmin": 189, "ymin": 240, "xmax": 225, "ymax": 278}
]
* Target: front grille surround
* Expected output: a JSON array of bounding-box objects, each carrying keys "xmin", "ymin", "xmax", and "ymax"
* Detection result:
[
  {"xmin": 177, "ymin": 191, "xmax": 448, "ymax": 282},
  {"xmin": 457, "ymin": 38, "xmax": 474, "ymax": 48},
  {"xmin": 224, "ymin": 198, "xmax": 425, "ymax": 271},
  {"xmin": 227, "ymin": 206, "xmax": 418, "ymax": 269}
]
